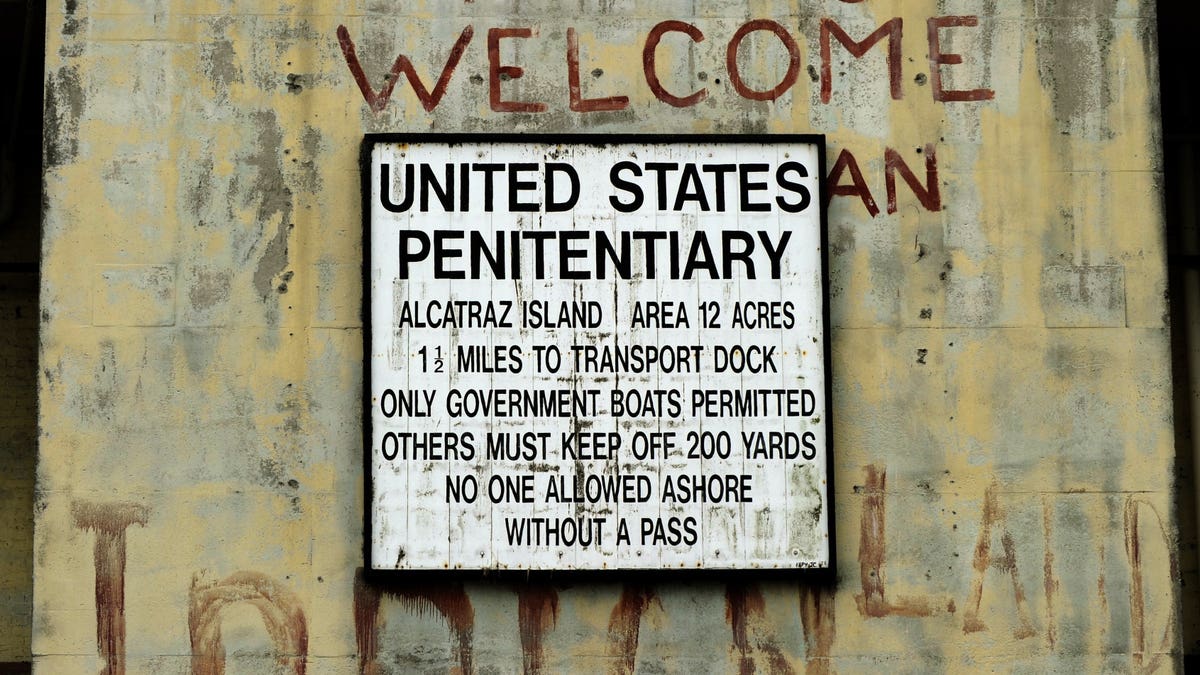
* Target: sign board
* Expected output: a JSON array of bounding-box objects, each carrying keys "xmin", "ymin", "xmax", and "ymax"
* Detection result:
[{"xmin": 364, "ymin": 134, "xmax": 831, "ymax": 572}]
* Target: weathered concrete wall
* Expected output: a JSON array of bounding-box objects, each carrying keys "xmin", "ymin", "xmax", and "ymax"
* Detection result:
[{"xmin": 35, "ymin": 0, "xmax": 1178, "ymax": 672}]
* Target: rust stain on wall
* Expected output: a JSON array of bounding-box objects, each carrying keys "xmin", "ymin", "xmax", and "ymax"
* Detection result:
[
  {"xmin": 605, "ymin": 584, "xmax": 658, "ymax": 674},
  {"xmin": 71, "ymin": 500, "xmax": 148, "ymax": 675},
  {"xmin": 798, "ymin": 586, "xmax": 835, "ymax": 675},
  {"xmin": 516, "ymin": 585, "xmax": 559, "ymax": 674},
  {"xmin": 351, "ymin": 572, "xmax": 384, "ymax": 675},
  {"xmin": 724, "ymin": 584, "xmax": 795, "ymax": 675},
  {"xmin": 353, "ymin": 569, "xmax": 474, "ymax": 675},
  {"xmin": 188, "ymin": 571, "xmax": 308, "ymax": 675}
]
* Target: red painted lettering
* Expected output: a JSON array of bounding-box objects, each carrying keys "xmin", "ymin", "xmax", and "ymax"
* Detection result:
[
  {"xmin": 336, "ymin": 24, "xmax": 474, "ymax": 113},
  {"xmin": 72, "ymin": 501, "xmax": 149, "ymax": 675},
  {"xmin": 827, "ymin": 149, "xmax": 880, "ymax": 218},
  {"xmin": 927, "ymin": 16, "xmax": 995, "ymax": 102},
  {"xmin": 885, "ymin": 144, "xmax": 941, "ymax": 214},
  {"xmin": 1125, "ymin": 498, "xmax": 1177, "ymax": 673},
  {"xmin": 189, "ymin": 571, "xmax": 308, "ymax": 675},
  {"xmin": 962, "ymin": 482, "xmax": 1036, "ymax": 639},
  {"xmin": 820, "ymin": 18, "xmax": 903, "ymax": 103},
  {"xmin": 567, "ymin": 28, "xmax": 630, "ymax": 112},
  {"xmin": 643, "ymin": 21, "xmax": 707, "ymax": 107},
  {"xmin": 725, "ymin": 20, "xmax": 801, "ymax": 101},
  {"xmin": 489, "ymin": 27, "xmax": 548, "ymax": 113},
  {"xmin": 855, "ymin": 466, "xmax": 950, "ymax": 618}
]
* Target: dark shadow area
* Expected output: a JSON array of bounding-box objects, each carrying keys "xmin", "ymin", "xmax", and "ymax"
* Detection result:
[
  {"xmin": 0, "ymin": 0, "xmax": 43, "ymax": 671},
  {"xmin": 1159, "ymin": 1, "xmax": 1200, "ymax": 669}
]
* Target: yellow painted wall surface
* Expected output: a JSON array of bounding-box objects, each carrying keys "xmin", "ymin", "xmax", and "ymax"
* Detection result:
[{"xmin": 36, "ymin": 0, "xmax": 1178, "ymax": 671}]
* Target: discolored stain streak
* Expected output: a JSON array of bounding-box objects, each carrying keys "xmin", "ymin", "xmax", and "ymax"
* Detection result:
[
  {"xmin": 258, "ymin": 457, "xmax": 285, "ymax": 487},
  {"xmin": 179, "ymin": 328, "xmax": 217, "ymax": 374},
  {"xmin": 189, "ymin": 570, "xmax": 308, "ymax": 675},
  {"xmin": 188, "ymin": 267, "xmax": 231, "ymax": 311},
  {"xmin": 725, "ymin": 584, "xmax": 795, "ymax": 675},
  {"xmin": 798, "ymin": 586, "xmax": 835, "ymax": 675},
  {"xmin": 1134, "ymin": 17, "xmax": 1159, "ymax": 89},
  {"xmin": 72, "ymin": 340, "xmax": 119, "ymax": 423},
  {"xmin": 200, "ymin": 37, "xmax": 242, "ymax": 103},
  {"xmin": 71, "ymin": 501, "xmax": 149, "ymax": 675},
  {"xmin": 61, "ymin": 13, "xmax": 82, "ymax": 37},
  {"xmin": 827, "ymin": 225, "xmax": 854, "ymax": 258},
  {"xmin": 275, "ymin": 381, "xmax": 311, "ymax": 438},
  {"xmin": 60, "ymin": 0, "xmax": 85, "ymax": 39},
  {"xmin": 516, "ymin": 585, "xmax": 559, "ymax": 674},
  {"xmin": 1044, "ymin": 342, "xmax": 1108, "ymax": 378},
  {"xmin": 243, "ymin": 110, "xmax": 294, "ymax": 299},
  {"xmin": 1034, "ymin": 0, "xmax": 1118, "ymax": 132},
  {"xmin": 255, "ymin": 225, "xmax": 289, "ymax": 298},
  {"xmin": 296, "ymin": 125, "xmax": 325, "ymax": 194},
  {"xmin": 353, "ymin": 569, "xmax": 474, "ymax": 675},
  {"xmin": 44, "ymin": 66, "xmax": 83, "ymax": 168},
  {"xmin": 605, "ymin": 585, "xmax": 659, "ymax": 674},
  {"xmin": 184, "ymin": 152, "xmax": 216, "ymax": 222}
]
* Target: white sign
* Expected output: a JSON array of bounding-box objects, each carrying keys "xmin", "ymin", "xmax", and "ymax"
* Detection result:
[{"xmin": 365, "ymin": 135, "xmax": 830, "ymax": 571}]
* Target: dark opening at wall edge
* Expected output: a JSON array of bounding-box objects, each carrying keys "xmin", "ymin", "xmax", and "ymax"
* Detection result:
[
  {"xmin": 0, "ymin": 0, "xmax": 44, "ymax": 672},
  {"xmin": 1158, "ymin": 0, "xmax": 1200, "ymax": 668}
]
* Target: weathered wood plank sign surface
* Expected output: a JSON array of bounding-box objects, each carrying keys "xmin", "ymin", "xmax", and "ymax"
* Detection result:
[{"xmin": 364, "ymin": 135, "xmax": 830, "ymax": 571}]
